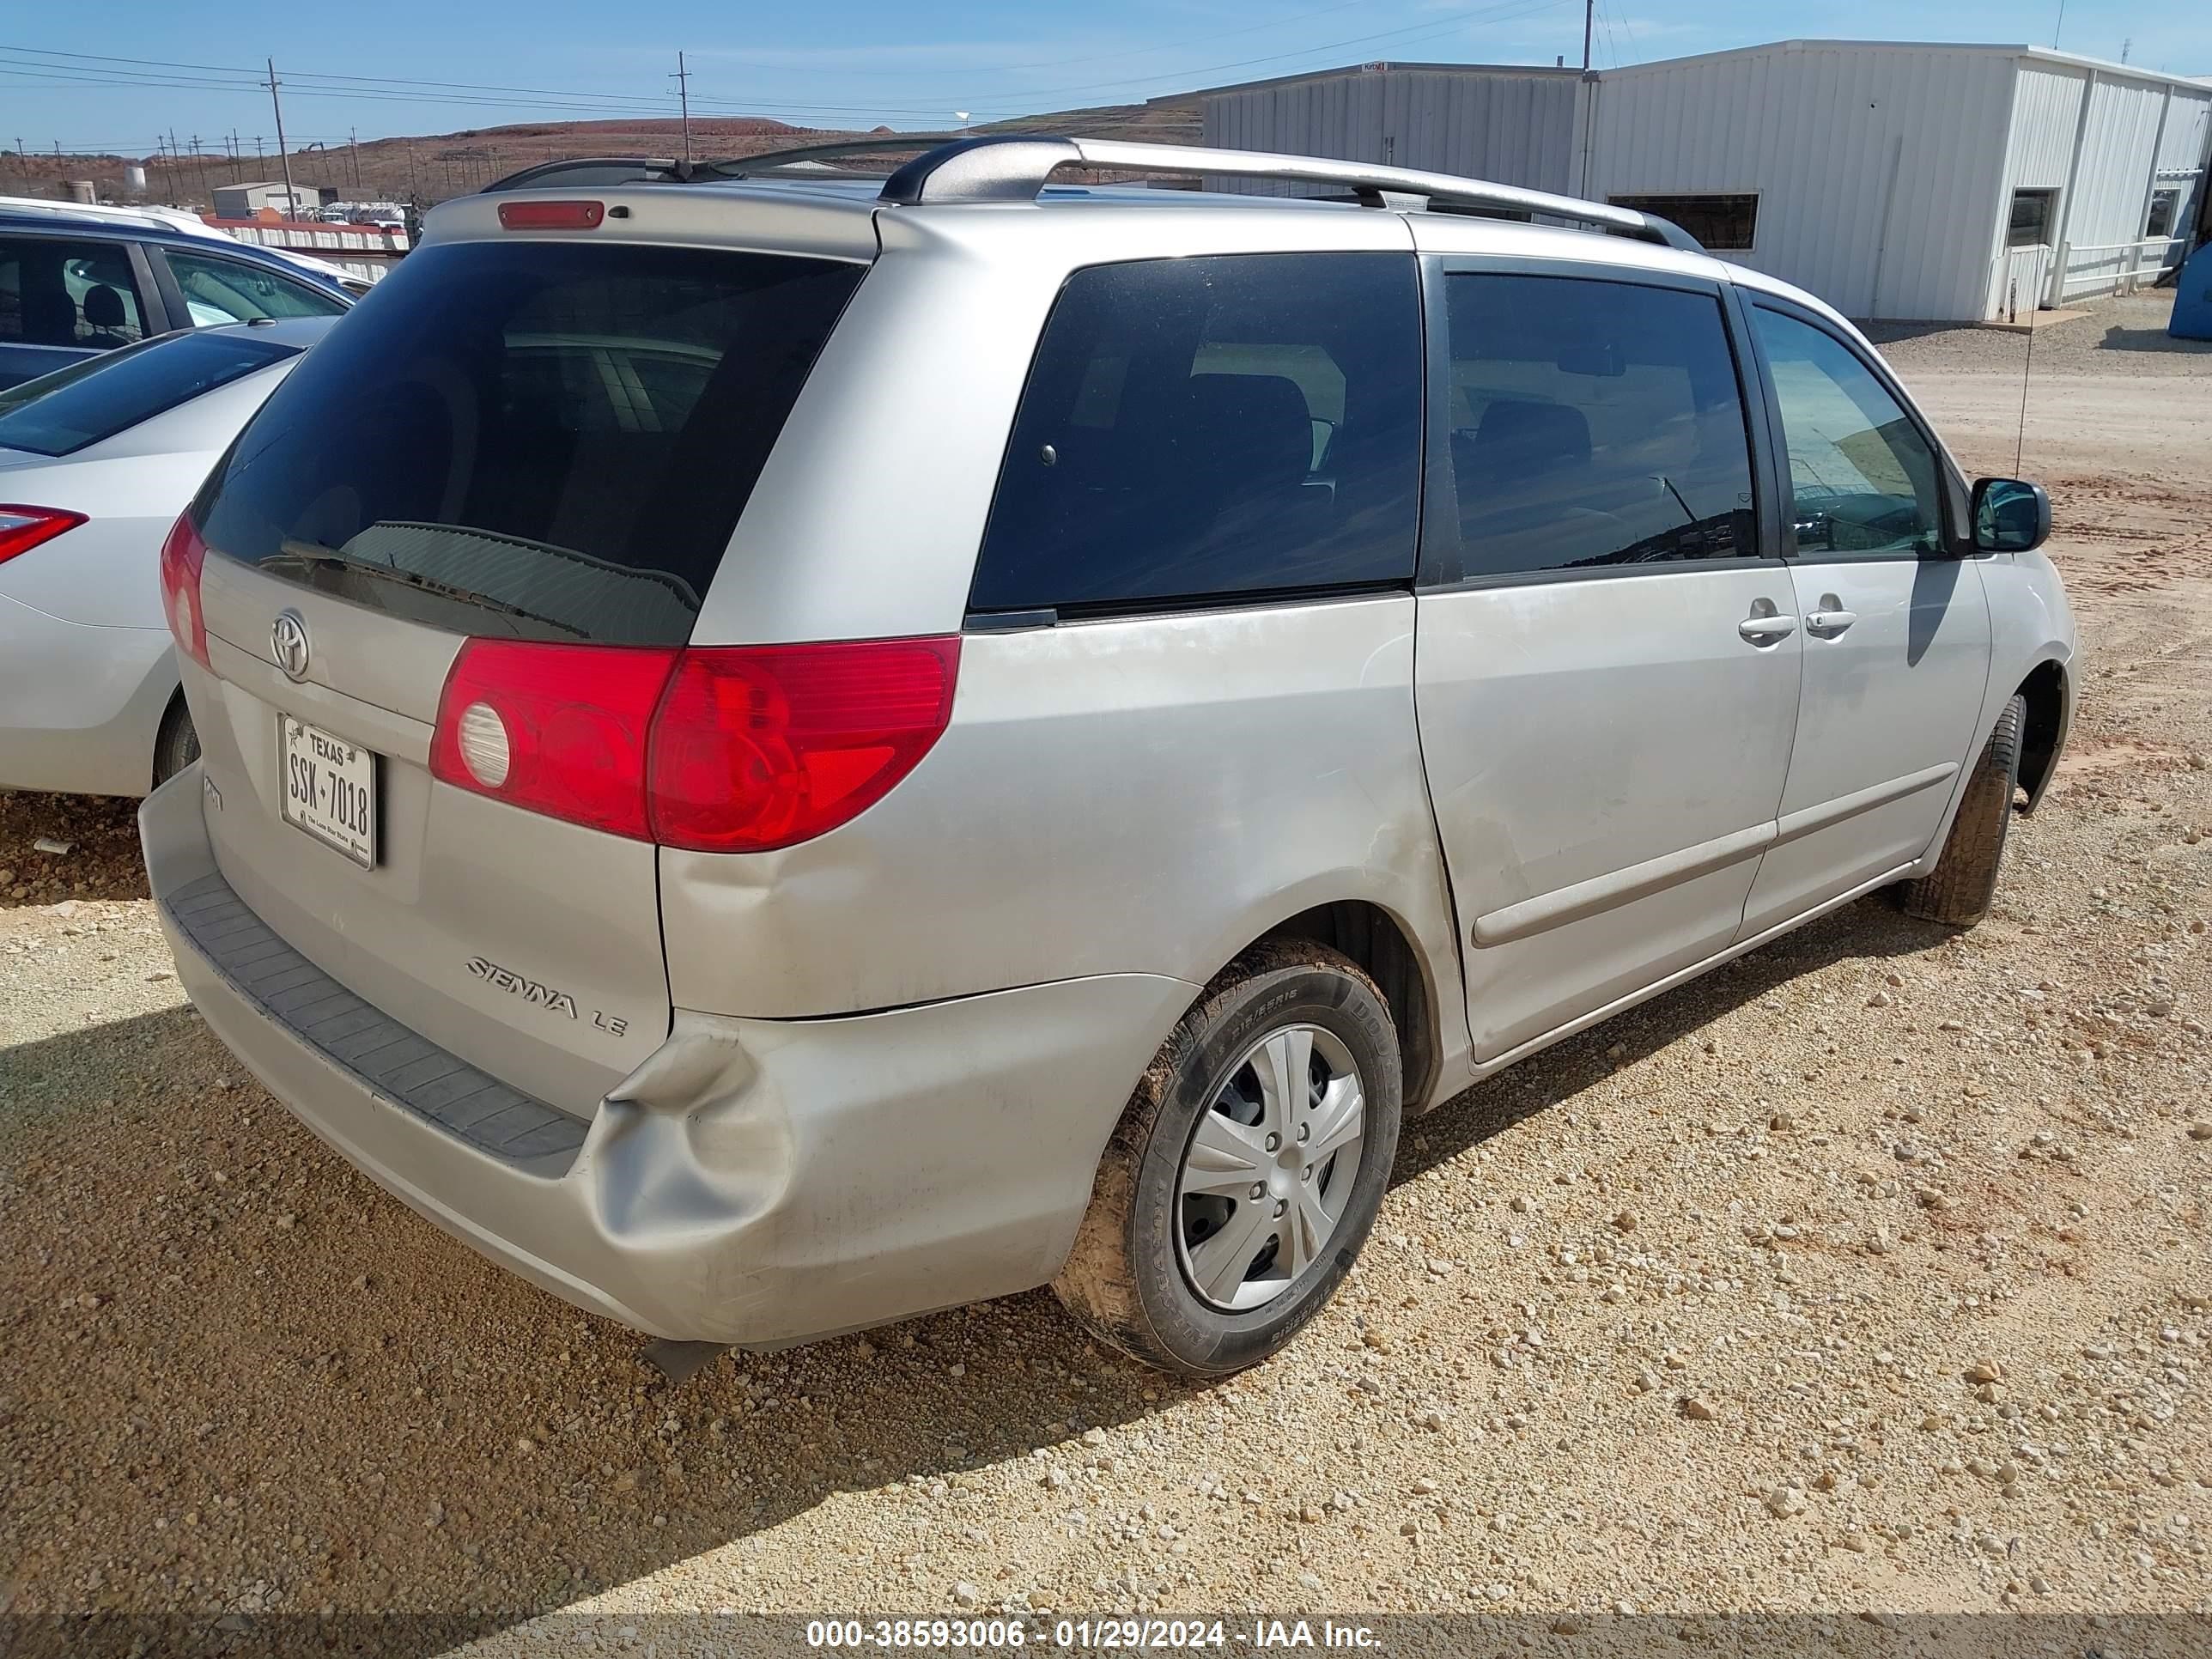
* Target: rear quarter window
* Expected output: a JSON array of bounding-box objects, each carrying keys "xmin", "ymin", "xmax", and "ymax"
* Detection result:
[
  {"xmin": 970, "ymin": 252, "xmax": 1423, "ymax": 616},
  {"xmin": 195, "ymin": 240, "xmax": 866, "ymax": 646}
]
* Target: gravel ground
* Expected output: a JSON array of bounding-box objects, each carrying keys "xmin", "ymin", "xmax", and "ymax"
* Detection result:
[
  {"xmin": 1866, "ymin": 290, "xmax": 2212, "ymax": 379},
  {"xmin": 2, "ymin": 295, "xmax": 2209, "ymax": 1652}
]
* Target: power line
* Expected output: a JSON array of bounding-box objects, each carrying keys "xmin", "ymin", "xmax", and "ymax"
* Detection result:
[
  {"xmin": 0, "ymin": 45, "xmax": 953, "ymax": 117},
  {"xmin": 7, "ymin": 1, "xmax": 1577, "ymax": 150},
  {"xmin": 5, "ymin": 4, "xmax": 1573, "ymax": 126},
  {"xmin": 0, "ymin": 5, "xmax": 1376, "ymax": 94},
  {"xmin": 0, "ymin": 62, "xmax": 957, "ymax": 123}
]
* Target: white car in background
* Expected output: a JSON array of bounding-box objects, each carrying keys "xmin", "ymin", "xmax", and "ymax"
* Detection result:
[
  {"xmin": 0, "ymin": 195, "xmax": 374, "ymax": 295},
  {"xmin": 0, "ymin": 316, "xmax": 337, "ymax": 797}
]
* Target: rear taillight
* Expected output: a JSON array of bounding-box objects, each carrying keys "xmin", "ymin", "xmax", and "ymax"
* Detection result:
[
  {"xmin": 0, "ymin": 504, "xmax": 86, "ymax": 567},
  {"xmin": 429, "ymin": 640, "xmax": 678, "ymax": 839},
  {"xmin": 648, "ymin": 637, "xmax": 961, "ymax": 854},
  {"xmin": 428, "ymin": 635, "xmax": 960, "ymax": 852},
  {"xmin": 157, "ymin": 513, "xmax": 210, "ymax": 669}
]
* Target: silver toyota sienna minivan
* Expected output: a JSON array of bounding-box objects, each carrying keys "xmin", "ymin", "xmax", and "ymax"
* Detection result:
[{"xmin": 143, "ymin": 136, "xmax": 2077, "ymax": 1375}]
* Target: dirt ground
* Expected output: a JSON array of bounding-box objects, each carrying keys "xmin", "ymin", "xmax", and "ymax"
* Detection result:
[{"xmin": 2, "ymin": 293, "xmax": 2209, "ymax": 1653}]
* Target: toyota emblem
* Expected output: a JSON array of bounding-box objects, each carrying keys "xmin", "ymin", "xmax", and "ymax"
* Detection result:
[{"xmin": 271, "ymin": 611, "xmax": 312, "ymax": 682}]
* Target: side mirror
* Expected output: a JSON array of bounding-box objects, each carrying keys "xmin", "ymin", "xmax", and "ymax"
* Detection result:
[{"xmin": 1972, "ymin": 477, "xmax": 2051, "ymax": 554}]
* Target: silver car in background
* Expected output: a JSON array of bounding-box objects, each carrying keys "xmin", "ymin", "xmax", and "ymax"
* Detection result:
[
  {"xmin": 0, "ymin": 317, "xmax": 337, "ymax": 797},
  {"xmin": 141, "ymin": 138, "xmax": 2075, "ymax": 1375}
]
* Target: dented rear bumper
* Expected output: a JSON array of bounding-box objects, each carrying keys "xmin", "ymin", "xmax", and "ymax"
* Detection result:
[{"xmin": 143, "ymin": 766, "xmax": 1194, "ymax": 1345}]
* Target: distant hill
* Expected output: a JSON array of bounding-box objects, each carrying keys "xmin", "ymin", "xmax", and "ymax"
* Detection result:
[{"xmin": 7, "ymin": 95, "xmax": 1206, "ymax": 210}]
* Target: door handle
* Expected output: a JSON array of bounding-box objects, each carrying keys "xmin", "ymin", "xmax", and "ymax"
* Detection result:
[
  {"xmin": 1737, "ymin": 611, "xmax": 1798, "ymax": 644},
  {"xmin": 1805, "ymin": 607, "xmax": 1859, "ymax": 635}
]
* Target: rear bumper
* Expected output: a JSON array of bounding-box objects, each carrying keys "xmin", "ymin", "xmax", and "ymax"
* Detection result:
[
  {"xmin": 0, "ymin": 597, "xmax": 173, "ymax": 797},
  {"xmin": 142, "ymin": 767, "xmax": 1194, "ymax": 1345}
]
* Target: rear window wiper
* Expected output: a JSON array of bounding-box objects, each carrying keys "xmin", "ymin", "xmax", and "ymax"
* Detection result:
[{"xmin": 268, "ymin": 541, "xmax": 584, "ymax": 636}]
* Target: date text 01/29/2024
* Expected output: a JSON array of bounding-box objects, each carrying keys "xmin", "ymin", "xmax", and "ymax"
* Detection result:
[{"xmin": 803, "ymin": 1620, "xmax": 1380, "ymax": 1650}]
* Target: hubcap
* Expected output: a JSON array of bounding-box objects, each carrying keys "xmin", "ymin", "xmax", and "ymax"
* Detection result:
[{"xmin": 1174, "ymin": 1024, "xmax": 1366, "ymax": 1313}]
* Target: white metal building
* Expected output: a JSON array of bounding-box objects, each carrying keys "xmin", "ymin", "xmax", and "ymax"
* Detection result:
[
  {"xmin": 1197, "ymin": 40, "xmax": 2212, "ymax": 322},
  {"xmin": 210, "ymin": 181, "xmax": 337, "ymax": 219}
]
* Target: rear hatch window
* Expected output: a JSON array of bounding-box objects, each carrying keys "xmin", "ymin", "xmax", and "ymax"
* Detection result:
[
  {"xmin": 0, "ymin": 329, "xmax": 298, "ymax": 455},
  {"xmin": 195, "ymin": 240, "xmax": 866, "ymax": 645}
]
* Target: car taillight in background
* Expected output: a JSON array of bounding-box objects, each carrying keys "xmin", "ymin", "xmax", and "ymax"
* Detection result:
[
  {"xmin": 0, "ymin": 504, "xmax": 86, "ymax": 568},
  {"xmin": 158, "ymin": 513, "xmax": 210, "ymax": 669},
  {"xmin": 429, "ymin": 635, "xmax": 961, "ymax": 853}
]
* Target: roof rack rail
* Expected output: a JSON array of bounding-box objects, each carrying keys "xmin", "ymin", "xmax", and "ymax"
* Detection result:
[
  {"xmin": 704, "ymin": 136, "xmax": 964, "ymax": 179},
  {"xmin": 481, "ymin": 134, "xmax": 1702, "ymax": 254},
  {"xmin": 875, "ymin": 135, "xmax": 1704, "ymax": 252},
  {"xmin": 482, "ymin": 155, "xmax": 684, "ymax": 192},
  {"xmin": 481, "ymin": 140, "xmax": 956, "ymax": 192}
]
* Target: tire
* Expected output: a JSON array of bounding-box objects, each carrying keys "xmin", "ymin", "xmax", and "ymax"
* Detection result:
[
  {"xmin": 1052, "ymin": 938, "xmax": 1402, "ymax": 1376},
  {"xmin": 1898, "ymin": 694, "xmax": 2024, "ymax": 927},
  {"xmin": 151, "ymin": 695, "xmax": 200, "ymax": 788}
]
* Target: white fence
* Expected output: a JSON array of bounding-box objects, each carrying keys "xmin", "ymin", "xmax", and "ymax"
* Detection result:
[{"xmin": 2051, "ymin": 235, "xmax": 2191, "ymax": 300}]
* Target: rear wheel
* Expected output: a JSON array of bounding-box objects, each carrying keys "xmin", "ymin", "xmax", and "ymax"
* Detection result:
[
  {"xmin": 151, "ymin": 695, "xmax": 200, "ymax": 788},
  {"xmin": 1898, "ymin": 694, "xmax": 2024, "ymax": 927},
  {"xmin": 1053, "ymin": 939, "xmax": 1401, "ymax": 1376}
]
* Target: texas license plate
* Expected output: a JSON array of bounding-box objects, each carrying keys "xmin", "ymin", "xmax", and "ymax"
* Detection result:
[{"xmin": 279, "ymin": 715, "xmax": 378, "ymax": 868}]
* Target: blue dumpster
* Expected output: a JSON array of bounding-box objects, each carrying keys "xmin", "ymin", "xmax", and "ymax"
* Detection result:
[{"xmin": 2174, "ymin": 241, "xmax": 2212, "ymax": 341}]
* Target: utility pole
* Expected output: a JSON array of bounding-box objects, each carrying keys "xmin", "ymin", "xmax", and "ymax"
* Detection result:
[
  {"xmin": 672, "ymin": 50, "xmax": 692, "ymax": 165},
  {"xmin": 265, "ymin": 59, "xmax": 297, "ymax": 213},
  {"xmin": 190, "ymin": 134, "xmax": 212, "ymax": 205},
  {"xmin": 405, "ymin": 138, "xmax": 418, "ymax": 201},
  {"xmin": 254, "ymin": 134, "xmax": 265, "ymax": 169},
  {"xmin": 1582, "ymin": 0, "xmax": 1595, "ymax": 73},
  {"xmin": 349, "ymin": 126, "xmax": 362, "ymax": 190}
]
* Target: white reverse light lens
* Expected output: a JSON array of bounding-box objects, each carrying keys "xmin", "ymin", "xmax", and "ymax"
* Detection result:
[{"xmin": 457, "ymin": 701, "xmax": 512, "ymax": 788}]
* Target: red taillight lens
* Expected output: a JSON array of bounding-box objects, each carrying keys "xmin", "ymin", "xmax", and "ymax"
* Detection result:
[
  {"xmin": 0, "ymin": 503, "xmax": 87, "ymax": 567},
  {"xmin": 157, "ymin": 513, "xmax": 210, "ymax": 669},
  {"xmin": 429, "ymin": 635, "xmax": 959, "ymax": 850},
  {"xmin": 647, "ymin": 637, "xmax": 961, "ymax": 853},
  {"xmin": 429, "ymin": 640, "xmax": 678, "ymax": 838},
  {"xmin": 496, "ymin": 199, "xmax": 605, "ymax": 231}
]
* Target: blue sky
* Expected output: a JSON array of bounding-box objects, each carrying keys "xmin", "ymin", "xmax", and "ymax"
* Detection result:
[{"xmin": 5, "ymin": 1, "xmax": 2207, "ymax": 155}]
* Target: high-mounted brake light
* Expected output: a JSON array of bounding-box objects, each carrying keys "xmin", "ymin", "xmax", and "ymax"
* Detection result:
[
  {"xmin": 496, "ymin": 199, "xmax": 605, "ymax": 231},
  {"xmin": 428, "ymin": 635, "xmax": 961, "ymax": 852},
  {"xmin": 157, "ymin": 513, "xmax": 210, "ymax": 670},
  {"xmin": 0, "ymin": 503, "xmax": 86, "ymax": 568}
]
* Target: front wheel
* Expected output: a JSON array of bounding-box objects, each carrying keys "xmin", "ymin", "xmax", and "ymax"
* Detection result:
[
  {"xmin": 1052, "ymin": 939, "xmax": 1401, "ymax": 1376},
  {"xmin": 1897, "ymin": 694, "xmax": 2024, "ymax": 927}
]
